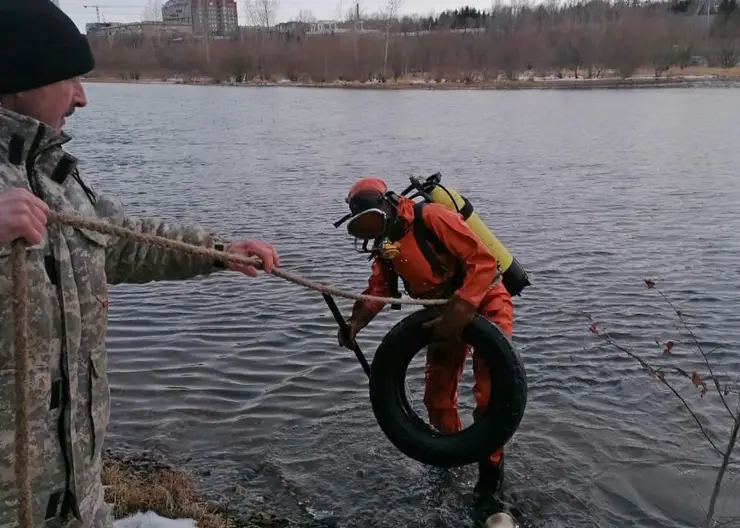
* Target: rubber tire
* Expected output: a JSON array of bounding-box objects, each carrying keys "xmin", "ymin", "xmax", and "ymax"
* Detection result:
[{"xmin": 368, "ymin": 308, "xmax": 527, "ymax": 468}]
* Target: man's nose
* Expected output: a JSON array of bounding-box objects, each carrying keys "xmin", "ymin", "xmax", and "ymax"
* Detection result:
[{"xmin": 73, "ymin": 79, "xmax": 87, "ymax": 108}]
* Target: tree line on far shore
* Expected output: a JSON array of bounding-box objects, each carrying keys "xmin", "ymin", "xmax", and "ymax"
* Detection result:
[{"xmin": 89, "ymin": 0, "xmax": 740, "ymax": 83}]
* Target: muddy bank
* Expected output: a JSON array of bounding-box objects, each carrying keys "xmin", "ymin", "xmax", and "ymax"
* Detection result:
[{"xmin": 102, "ymin": 449, "xmax": 299, "ymax": 528}]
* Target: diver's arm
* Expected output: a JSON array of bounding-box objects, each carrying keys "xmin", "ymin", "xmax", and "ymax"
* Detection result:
[
  {"xmin": 422, "ymin": 204, "xmax": 498, "ymax": 308},
  {"xmin": 349, "ymin": 258, "xmax": 391, "ymax": 330}
]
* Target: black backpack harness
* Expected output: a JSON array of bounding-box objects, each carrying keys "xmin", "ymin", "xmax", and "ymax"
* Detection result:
[{"xmin": 384, "ymin": 201, "xmax": 466, "ymax": 310}]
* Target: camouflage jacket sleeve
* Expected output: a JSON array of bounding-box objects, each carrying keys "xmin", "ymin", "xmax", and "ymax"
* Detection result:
[{"xmin": 93, "ymin": 193, "xmax": 230, "ymax": 285}]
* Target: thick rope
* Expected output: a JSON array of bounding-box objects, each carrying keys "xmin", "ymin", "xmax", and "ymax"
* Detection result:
[
  {"xmin": 10, "ymin": 210, "xmax": 502, "ymax": 526},
  {"xmin": 48, "ymin": 211, "xmax": 459, "ymax": 306},
  {"xmin": 11, "ymin": 240, "xmax": 32, "ymax": 528}
]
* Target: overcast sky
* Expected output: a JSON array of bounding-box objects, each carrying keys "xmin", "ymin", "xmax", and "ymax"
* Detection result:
[{"xmin": 62, "ymin": 0, "xmax": 501, "ymax": 32}]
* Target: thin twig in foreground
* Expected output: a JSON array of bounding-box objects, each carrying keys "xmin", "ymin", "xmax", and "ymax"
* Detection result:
[
  {"xmin": 655, "ymin": 288, "xmax": 736, "ymax": 422},
  {"xmin": 588, "ymin": 279, "xmax": 740, "ymax": 528},
  {"xmin": 592, "ymin": 327, "xmax": 724, "ymax": 457}
]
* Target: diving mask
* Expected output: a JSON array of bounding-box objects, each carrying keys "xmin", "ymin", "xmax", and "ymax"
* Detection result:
[
  {"xmin": 333, "ymin": 186, "xmax": 401, "ymax": 256},
  {"xmin": 345, "ymin": 207, "xmax": 388, "ymax": 241},
  {"xmin": 334, "ymin": 189, "xmax": 393, "ymax": 241}
]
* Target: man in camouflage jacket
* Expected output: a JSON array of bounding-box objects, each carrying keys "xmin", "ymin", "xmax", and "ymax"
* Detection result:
[{"xmin": 0, "ymin": 1, "xmax": 280, "ymax": 526}]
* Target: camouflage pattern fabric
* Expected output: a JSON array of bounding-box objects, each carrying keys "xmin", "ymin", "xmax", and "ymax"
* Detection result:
[{"xmin": 0, "ymin": 107, "xmax": 227, "ymax": 527}]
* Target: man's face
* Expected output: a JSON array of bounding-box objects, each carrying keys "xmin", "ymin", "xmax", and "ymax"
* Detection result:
[{"xmin": 2, "ymin": 77, "xmax": 87, "ymax": 135}]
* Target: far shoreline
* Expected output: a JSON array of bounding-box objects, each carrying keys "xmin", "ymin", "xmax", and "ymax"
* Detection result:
[{"xmin": 82, "ymin": 68, "xmax": 740, "ymax": 91}]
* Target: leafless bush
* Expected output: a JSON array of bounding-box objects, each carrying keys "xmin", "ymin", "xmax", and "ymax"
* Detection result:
[
  {"xmin": 586, "ymin": 280, "xmax": 739, "ymax": 528},
  {"xmin": 88, "ymin": 1, "xmax": 740, "ymax": 83}
]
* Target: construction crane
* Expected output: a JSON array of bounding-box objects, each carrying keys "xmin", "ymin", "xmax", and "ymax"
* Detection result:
[{"xmin": 82, "ymin": 4, "xmax": 133, "ymax": 23}]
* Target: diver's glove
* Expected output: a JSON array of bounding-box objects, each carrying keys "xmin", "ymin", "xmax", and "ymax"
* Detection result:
[
  {"xmin": 337, "ymin": 320, "xmax": 360, "ymax": 349},
  {"xmin": 422, "ymin": 294, "xmax": 477, "ymax": 345},
  {"xmin": 337, "ymin": 305, "xmax": 376, "ymax": 349}
]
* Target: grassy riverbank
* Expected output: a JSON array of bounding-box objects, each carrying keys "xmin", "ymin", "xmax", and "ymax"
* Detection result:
[
  {"xmin": 82, "ymin": 66, "xmax": 740, "ymax": 91},
  {"xmin": 102, "ymin": 450, "xmax": 290, "ymax": 528}
]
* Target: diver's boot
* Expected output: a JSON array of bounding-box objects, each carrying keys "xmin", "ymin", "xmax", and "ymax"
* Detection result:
[{"xmin": 473, "ymin": 453, "xmax": 505, "ymax": 500}]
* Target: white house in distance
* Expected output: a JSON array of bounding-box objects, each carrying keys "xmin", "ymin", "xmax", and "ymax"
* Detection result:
[
  {"xmin": 271, "ymin": 18, "xmax": 375, "ymax": 37},
  {"xmin": 308, "ymin": 20, "xmax": 339, "ymax": 34},
  {"xmin": 306, "ymin": 19, "xmax": 367, "ymax": 35}
]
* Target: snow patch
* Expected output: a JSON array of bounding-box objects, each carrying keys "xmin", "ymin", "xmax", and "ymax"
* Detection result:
[{"xmin": 114, "ymin": 511, "xmax": 197, "ymax": 528}]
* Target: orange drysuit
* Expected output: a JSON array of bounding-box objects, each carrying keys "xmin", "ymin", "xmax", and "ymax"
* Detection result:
[{"xmin": 353, "ymin": 195, "xmax": 514, "ymax": 465}]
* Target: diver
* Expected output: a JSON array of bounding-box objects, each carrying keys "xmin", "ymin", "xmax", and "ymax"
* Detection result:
[{"xmin": 334, "ymin": 176, "xmax": 514, "ymax": 498}]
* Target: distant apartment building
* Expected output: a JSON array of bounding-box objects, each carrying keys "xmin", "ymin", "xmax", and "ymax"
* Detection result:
[
  {"xmin": 161, "ymin": 0, "xmax": 238, "ymax": 37},
  {"xmin": 161, "ymin": 0, "xmax": 191, "ymax": 25},
  {"xmin": 193, "ymin": 0, "xmax": 238, "ymax": 36},
  {"xmin": 86, "ymin": 21, "xmax": 192, "ymax": 39}
]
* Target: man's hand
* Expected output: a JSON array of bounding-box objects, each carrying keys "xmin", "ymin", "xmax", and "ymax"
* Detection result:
[
  {"xmin": 337, "ymin": 306, "xmax": 377, "ymax": 349},
  {"xmin": 0, "ymin": 188, "xmax": 49, "ymax": 246},
  {"xmin": 337, "ymin": 320, "xmax": 360, "ymax": 349},
  {"xmin": 422, "ymin": 294, "xmax": 477, "ymax": 345},
  {"xmin": 224, "ymin": 239, "xmax": 280, "ymax": 277}
]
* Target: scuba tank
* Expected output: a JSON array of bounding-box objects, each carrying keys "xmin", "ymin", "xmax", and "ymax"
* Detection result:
[{"xmin": 400, "ymin": 172, "xmax": 531, "ymax": 297}]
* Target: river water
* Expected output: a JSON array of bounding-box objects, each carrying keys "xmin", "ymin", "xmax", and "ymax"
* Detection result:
[{"xmin": 67, "ymin": 82, "xmax": 740, "ymax": 528}]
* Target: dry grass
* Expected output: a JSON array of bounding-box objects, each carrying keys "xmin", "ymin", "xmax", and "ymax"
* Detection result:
[
  {"xmin": 102, "ymin": 450, "xmax": 237, "ymax": 528},
  {"xmin": 101, "ymin": 450, "xmax": 296, "ymax": 527}
]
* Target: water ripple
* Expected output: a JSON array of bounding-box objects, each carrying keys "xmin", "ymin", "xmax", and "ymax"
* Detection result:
[{"xmin": 67, "ymin": 83, "xmax": 740, "ymax": 528}]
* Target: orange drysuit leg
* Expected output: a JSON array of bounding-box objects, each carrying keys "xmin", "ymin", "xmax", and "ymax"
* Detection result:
[
  {"xmin": 423, "ymin": 342, "xmax": 469, "ymax": 434},
  {"xmin": 472, "ymin": 284, "xmax": 514, "ymax": 465},
  {"xmin": 422, "ymin": 284, "xmax": 514, "ymax": 464}
]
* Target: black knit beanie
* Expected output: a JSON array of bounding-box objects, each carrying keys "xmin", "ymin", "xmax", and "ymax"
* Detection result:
[{"xmin": 0, "ymin": 0, "xmax": 95, "ymax": 95}]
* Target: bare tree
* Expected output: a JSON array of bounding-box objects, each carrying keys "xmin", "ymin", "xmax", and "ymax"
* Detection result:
[
  {"xmin": 243, "ymin": 0, "xmax": 278, "ymax": 80},
  {"xmin": 297, "ymin": 9, "xmax": 316, "ymax": 23},
  {"xmin": 346, "ymin": 0, "xmax": 366, "ymax": 22},
  {"xmin": 334, "ymin": 0, "xmax": 345, "ymax": 22},
  {"xmin": 382, "ymin": 0, "xmax": 402, "ymax": 79},
  {"xmin": 141, "ymin": 0, "xmax": 163, "ymax": 21},
  {"xmin": 244, "ymin": 0, "xmax": 279, "ymax": 28}
]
